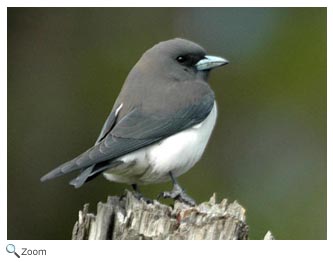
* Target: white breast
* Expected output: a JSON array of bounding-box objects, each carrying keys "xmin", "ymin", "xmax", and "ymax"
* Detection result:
[{"xmin": 103, "ymin": 102, "xmax": 217, "ymax": 185}]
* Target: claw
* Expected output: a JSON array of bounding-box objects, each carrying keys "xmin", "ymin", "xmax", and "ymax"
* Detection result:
[
  {"xmin": 132, "ymin": 184, "xmax": 153, "ymax": 204},
  {"xmin": 158, "ymin": 183, "xmax": 196, "ymax": 206}
]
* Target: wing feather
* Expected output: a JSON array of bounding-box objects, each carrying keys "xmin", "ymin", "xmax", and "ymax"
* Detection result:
[{"xmin": 41, "ymin": 89, "xmax": 214, "ymax": 183}]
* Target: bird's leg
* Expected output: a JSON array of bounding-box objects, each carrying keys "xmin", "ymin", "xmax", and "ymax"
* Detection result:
[
  {"xmin": 158, "ymin": 172, "xmax": 196, "ymax": 206},
  {"xmin": 131, "ymin": 184, "xmax": 152, "ymax": 204}
]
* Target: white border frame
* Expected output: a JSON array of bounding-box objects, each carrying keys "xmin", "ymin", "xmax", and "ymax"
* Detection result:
[{"xmin": 1, "ymin": 1, "xmax": 331, "ymax": 261}]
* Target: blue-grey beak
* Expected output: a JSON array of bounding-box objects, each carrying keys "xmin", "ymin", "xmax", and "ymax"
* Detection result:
[{"xmin": 195, "ymin": 55, "xmax": 229, "ymax": 71}]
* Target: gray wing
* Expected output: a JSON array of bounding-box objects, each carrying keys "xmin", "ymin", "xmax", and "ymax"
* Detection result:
[
  {"xmin": 41, "ymin": 92, "xmax": 214, "ymax": 183},
  {"xmin": 95, "ymin": 108, "xmax": 118, "ymax": 143},
  {"xmin": 68, "ymin": 107, "xmax": 119, "ymax": 187}
]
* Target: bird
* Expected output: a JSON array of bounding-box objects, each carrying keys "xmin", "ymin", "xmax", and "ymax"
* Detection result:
[{"xmin": 40, "ymin": 38, "xmax": 228, "ymax": 206}]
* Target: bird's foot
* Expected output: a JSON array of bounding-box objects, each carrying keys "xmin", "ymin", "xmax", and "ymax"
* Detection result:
[
  {"xmin": 131, "ymin": 184, "xmax": 153, "ymax": 204},
  {"xmin": 158, "ymin": 184, "xmax": 196, "ymax": 206},
  {"xmin": 133, "ymin": 191, "xmax": 153, "ymax": 204}
]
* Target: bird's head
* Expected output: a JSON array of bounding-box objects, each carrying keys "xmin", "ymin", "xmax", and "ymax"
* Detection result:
[{"xmin": 140, "ymin": 38, "xmax": 229, "ymax": 81}]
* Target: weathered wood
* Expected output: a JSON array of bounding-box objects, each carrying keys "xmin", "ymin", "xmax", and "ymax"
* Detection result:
[
  {"xmin": 264, "ymin": 230, "xmax": 275, "ymax": 240},
  {"xmin": 72, "ymin": 190, "xmax": 273, "ymax": 240}
]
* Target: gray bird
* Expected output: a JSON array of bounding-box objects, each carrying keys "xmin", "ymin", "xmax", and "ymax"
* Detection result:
[{"xmin": 41, "ymin": 38, "xmax": 228, "ymax": 206}]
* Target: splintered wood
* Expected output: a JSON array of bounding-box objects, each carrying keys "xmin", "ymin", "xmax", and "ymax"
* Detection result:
[{"xmin": 72, "ymin": 190, "xmax": 272, "ymax": 240}]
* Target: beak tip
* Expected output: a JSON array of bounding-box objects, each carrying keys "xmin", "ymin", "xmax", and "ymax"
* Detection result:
[{"xmin": 195, "ymin": 55, "xmax": 229, "ymax": 71}]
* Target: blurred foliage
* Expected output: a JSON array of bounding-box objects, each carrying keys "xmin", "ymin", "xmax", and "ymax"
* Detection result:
[{"xmin": 8, "ymin": 8, "xmax": 326, "ymax": 240}]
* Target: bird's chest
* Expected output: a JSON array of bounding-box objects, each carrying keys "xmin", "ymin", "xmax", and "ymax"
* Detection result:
[{"xmin": 147, "ymin": 102, "xmax": 217, "ymax": 176}]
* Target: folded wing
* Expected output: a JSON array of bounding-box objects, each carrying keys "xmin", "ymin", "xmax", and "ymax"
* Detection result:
[{"xmin": 41, "ymin": 89, "xmax": 214, "ymax": 184}]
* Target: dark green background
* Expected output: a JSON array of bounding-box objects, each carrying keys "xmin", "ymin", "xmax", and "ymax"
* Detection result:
[{"xmin": 8, "ymin": 8, "xmax": 326, "ymax": 239}]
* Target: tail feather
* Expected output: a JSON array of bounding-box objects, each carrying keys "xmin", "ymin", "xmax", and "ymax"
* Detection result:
[
  {"xmin": 69, "ymin": 160, "xmax": 122, "ymax": 188},
  {"xmin": 40, "ymin": 159, "xmax": 80, "ymax": 182},
  {"xmin": 41, "ymin": 155, "xmax": 123, "ymax": 188}
]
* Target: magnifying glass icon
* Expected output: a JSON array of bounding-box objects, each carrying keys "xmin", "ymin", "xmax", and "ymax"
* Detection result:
[{"xmin": 6, "ymin": 244, "xmax": 20, "ymax": 258}]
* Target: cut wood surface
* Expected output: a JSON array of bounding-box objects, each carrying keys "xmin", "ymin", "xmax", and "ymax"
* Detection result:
[{"xmin": 72, "ymin": 190, "xmax": 273, "ymax": 240}]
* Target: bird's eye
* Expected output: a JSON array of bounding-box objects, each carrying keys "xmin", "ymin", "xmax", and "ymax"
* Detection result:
[{"xmin": 176, "ymin": 56, "xmax": 186, "ymax": 63}]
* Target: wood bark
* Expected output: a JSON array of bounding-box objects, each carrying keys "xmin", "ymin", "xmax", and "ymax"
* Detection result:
[{"xmin": 72, "ymin": 190, "xmax": 273, "ymax": 240}]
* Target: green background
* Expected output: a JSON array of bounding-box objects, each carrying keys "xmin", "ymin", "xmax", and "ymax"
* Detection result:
[{"xmin": 8, "ymin": 8, "xmax": 326, "ymax": 240}]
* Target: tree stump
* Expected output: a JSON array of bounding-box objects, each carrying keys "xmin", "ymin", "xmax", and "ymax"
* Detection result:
[{"xmin": 72, "ymin": 190, "xmax": 273, "ymax": 240}]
